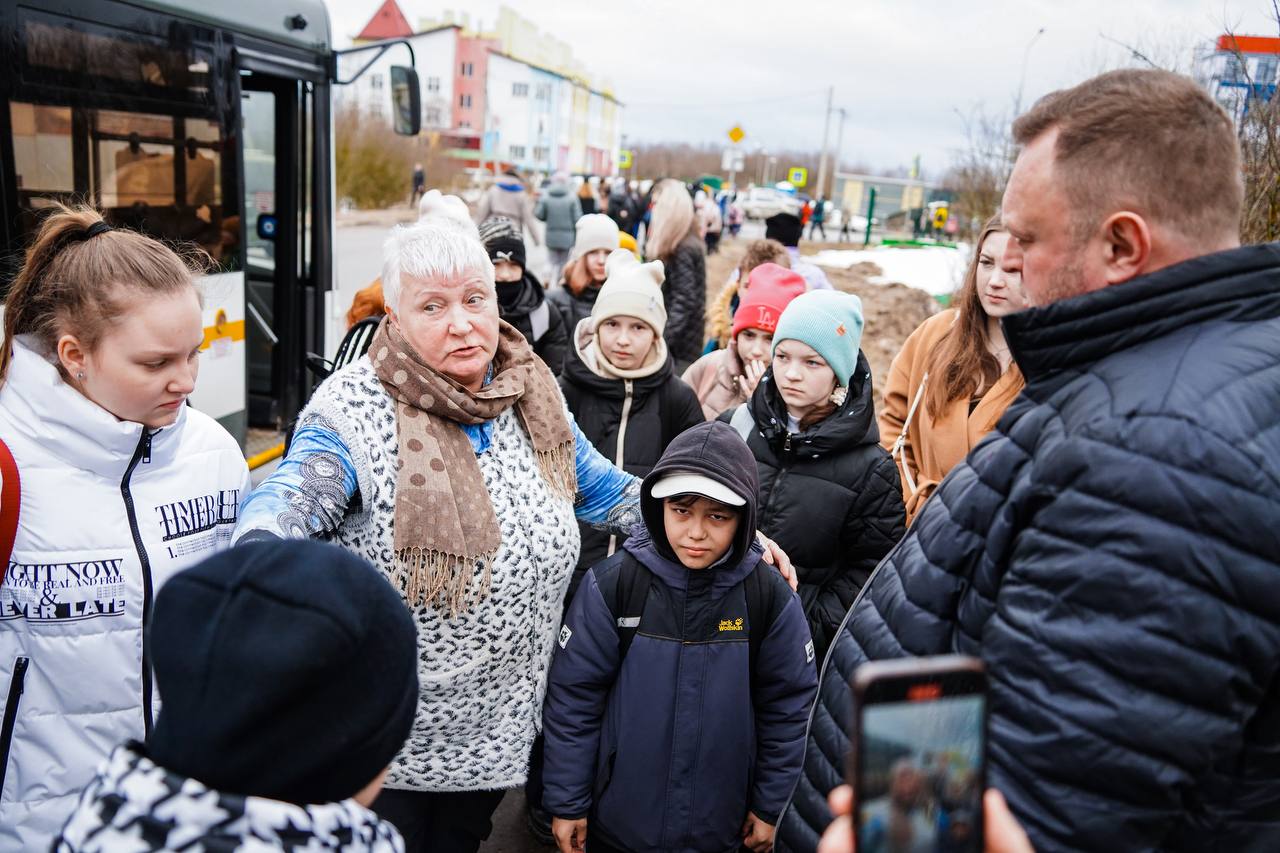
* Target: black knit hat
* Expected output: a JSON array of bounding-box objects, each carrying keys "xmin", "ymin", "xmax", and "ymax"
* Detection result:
[
  {"xmin": 764, "ymin": 212, "xmax": 804, "ymax": 247},
  {"xmin": 478, "ymin": 215, "xmax": 527, "ymax": 271},
  {"xmin": 147, "ymin": 540, "xmax": 418, "ymax": 805}
]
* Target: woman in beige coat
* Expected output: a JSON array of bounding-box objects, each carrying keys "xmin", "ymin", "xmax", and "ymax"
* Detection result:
[{"xmin": 879, "ymin": 216, "xmax": 1028, "ymax": 524}]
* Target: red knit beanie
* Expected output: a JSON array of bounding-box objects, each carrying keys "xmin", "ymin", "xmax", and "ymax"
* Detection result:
[{"xmin": 732, "ymin": 263, "xmax": 808, "ymax": 339}]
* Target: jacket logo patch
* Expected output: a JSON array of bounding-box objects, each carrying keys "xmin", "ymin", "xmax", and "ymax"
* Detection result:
[
  {"xmin": 805, "ymin": 640, "xmax": 815, "ymax": 663},
  {"xmin": 718, "ymin": 617, "xmax": 744, "ymax": 632},
  {"xmin": 155, "ymin": 489, "xmax": 241, "ymax": 542},
  {"xmin": 1, "ymin": 559, "xmax": 128, "ymax": 622},
  {"xmin": 559, "ymin": 624, "xmax": 572, "ymax": 649}
]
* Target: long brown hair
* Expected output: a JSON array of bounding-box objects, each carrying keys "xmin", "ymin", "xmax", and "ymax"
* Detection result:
[
  {"xmin": 922, "ymin": 214, "xmax": 1022, "ymax": 421},
  {"xmin": 0, "ymin": 205, "xmax": 201, "ymax": 384},
  {"xmin": 645, "ymin": 179, "xmax": 697, "ymax": 261}
]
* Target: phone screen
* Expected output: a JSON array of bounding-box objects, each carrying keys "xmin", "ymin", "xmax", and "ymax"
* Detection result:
[{"xmin": 857, "ymin": 692, "xmax": 985, "ymax": 853}]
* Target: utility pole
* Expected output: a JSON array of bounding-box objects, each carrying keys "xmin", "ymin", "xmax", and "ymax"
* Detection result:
[
  {"xmin": 831, "ymin": 107, "xmax": 847, "ymax": 205},
  {"xmin": 815, "ymin": 86, "xmax": 834, "ymax": 200}
]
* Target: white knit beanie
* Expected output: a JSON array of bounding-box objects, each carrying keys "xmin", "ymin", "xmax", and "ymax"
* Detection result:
[
  {"xmin": 591, "ymin": 249, "xmax": 667, "ymax": 335},
  {"xmin": 418, "ymin": 189, "xmax": 478, "ymax": 237},
  {"xmin": 570, "ymin": 214, "xmax": 621, "ymax": 263}
]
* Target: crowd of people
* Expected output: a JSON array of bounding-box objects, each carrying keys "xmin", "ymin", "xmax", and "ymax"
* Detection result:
[{"xmin": 0, "ymin": 67, "xmax": 1278, "ymax": 853}]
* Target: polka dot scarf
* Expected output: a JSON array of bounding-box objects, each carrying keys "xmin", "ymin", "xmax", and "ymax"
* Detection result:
[{"xmin": 370, "ymin": 317, "xmax": 576, "ymax": 616}]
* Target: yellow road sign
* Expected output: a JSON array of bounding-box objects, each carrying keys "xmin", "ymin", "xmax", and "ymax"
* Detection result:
[
  {"xmin": 728, "ymin": 125, "xmax": 745, "ymax": 144},
  {"xmin": 618, "ymin": 149, "xmax": 634, "ymax": 169},
  {"xmin": 788, "ymin": 166, "xmax": 808, "ymax": 187},
  {"xmin": 932, "ymin": 206, "xmax": 949, "ymax": 228}
]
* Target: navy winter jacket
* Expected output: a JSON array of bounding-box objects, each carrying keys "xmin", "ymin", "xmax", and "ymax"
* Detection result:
[
  {"xmin": 776, "ymin": 244, "xmax": 1280, "ymax": 853},
  {"xmin": 543, "ymin": 422, "xmax": 818, "ymax": 852}
]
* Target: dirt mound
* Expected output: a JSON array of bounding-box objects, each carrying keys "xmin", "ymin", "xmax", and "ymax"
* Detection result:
[{"xmin": 705, "ymin": 240, "xmax": 938, "ymax": 395}]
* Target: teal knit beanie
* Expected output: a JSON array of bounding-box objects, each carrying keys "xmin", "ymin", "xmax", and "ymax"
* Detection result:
[{"xmin": 771, "ymin": 290, "xmax": 865, "ymax": 387}]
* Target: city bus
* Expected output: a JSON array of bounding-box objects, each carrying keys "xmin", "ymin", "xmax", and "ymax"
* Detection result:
[{"xmin": 0, "ymin": 0, "xmax": 418, "ymax": 464}]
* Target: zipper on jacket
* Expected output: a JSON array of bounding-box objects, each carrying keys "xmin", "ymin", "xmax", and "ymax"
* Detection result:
[
  {"xmin": 121, "ymin": 429, "xmax": 156, "ymax": 736},
  {"xmin": 607, "ymin": 381, "xmax": 635, "ymax": 557},
  {"xmin": 784, "ymin": 432, "xmax": 792, "ymax": 452},
  {"xmin": 0, "ymin": 656, "xmax": 30, "ymax": 796}
]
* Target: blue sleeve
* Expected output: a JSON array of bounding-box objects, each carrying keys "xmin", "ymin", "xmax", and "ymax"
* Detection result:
[
  {"xmin": 232, "ymin": 422, "xmax": 359, "ymax": 543},
  {"xmin": 751, "ymin": 592, "xmax": 820, "ymax": 823},
  {"xmin": 542, "ymin": 569, "xmax": 623, "ymax": 819},
  {"xmin": 570, "ymin": 416, "xmax": 641, "ymax": 532}
]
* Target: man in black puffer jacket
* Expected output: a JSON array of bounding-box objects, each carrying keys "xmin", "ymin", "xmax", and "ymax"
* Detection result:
[{"xmin": 777, "ymin": 69, "xmax": 1280, "ymax": 853}]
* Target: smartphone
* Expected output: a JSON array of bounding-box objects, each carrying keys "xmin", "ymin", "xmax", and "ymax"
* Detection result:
[{"xmin": 850, "ymin": 656, "xmax": 987, "ymax": 853}]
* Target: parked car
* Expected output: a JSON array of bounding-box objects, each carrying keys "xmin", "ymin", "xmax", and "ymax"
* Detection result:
[{"xmin": 740, "ymin": 187, "xmax": 801, "ymax": 220}]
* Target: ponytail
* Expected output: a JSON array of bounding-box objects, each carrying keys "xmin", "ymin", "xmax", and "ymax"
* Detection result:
[{"xmin": 0, "ymin": 205, "xmax": 200, "ymax": 386}]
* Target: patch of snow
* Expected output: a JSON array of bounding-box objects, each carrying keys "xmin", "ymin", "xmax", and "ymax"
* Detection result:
[{"xmin": 809, "ymin": 245, "xmax": 971, "ymax": 297}]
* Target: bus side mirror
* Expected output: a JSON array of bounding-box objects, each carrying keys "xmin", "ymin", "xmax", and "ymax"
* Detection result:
[{"xmin": 390, "ymin": 66, "xmax": 420, "ymax": 136}]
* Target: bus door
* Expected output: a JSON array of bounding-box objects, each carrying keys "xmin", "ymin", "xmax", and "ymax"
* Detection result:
[{"xmin": 234, "ymin": 46, "xmax": 330, "ymax": 444}]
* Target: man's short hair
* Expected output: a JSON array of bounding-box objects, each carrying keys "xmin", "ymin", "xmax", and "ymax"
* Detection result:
[{"xmin": 1012, "ymin": 69, "xmax": 1243, "ymax": 243}]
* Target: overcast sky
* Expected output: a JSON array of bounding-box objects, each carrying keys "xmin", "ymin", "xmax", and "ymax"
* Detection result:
[{"xmin": 324, "ymin": 1, "xmax": 1276, "ymax": 177}]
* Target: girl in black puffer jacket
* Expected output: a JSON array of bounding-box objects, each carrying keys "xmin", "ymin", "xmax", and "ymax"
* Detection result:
[
  {"xmin": 560, "ymin": 249, "xmax": 704, "ymax": 593},
  {"xmin": 722, "ymin": 290, "xmax": 905, "ymax": 662}
]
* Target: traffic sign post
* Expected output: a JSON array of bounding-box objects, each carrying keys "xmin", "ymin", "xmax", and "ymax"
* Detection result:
[
  {"xmin": 619, "ymin": 149, "xmax": 634, "ymax": 170},
  {"xmin": 788, "ymin": 166, "xmax": 808, "ymax": 188},
  {"xmin": 728, "ymin": 125, "xmax": 745, "ymax": 144}
]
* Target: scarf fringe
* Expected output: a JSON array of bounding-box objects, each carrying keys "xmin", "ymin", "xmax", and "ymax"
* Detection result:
[
  {"xmin": 536, "ymin": 443, "xmax": 577, "ymax": 502},
  {"xmin": 393, "ymin": 547, "xmax": 495, "ymax": 617}
]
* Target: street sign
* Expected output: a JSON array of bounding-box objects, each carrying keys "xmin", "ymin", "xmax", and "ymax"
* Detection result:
[
  {"xmin": 619, "ymin": 149, "xmax": 634, "ymax": 169},
  {"xmin": 932, "ymin": 205, "xmax": 950, "ymax": 229},
  {"xmin": 721, "ymin": 149, "xmax": 745, "ymax": 172},
  {"xmin": 728, "ymin": 125, "xmax": 745, "ymax": 144},
  {"xmin": 788, "ymin": 166, "xmax": 808, "ymax": 187}
]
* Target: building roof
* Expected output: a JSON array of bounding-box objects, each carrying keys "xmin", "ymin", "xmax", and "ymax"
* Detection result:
[
  {"xmin": 357, "ymin": 0, "xmax": 413, "ymax": 41},
  {"xmin": 1216, "ymin": 35, "xmax": 1280, "ymax": 55},
  {"xmin": 488, "ymin": 50, "xmax": 622, "ymax": 104}
]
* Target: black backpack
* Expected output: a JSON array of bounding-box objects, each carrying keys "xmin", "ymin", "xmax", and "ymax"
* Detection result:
[{"xmin": 605, "ymin": 551, "xmax": 783, "ymax": 693}]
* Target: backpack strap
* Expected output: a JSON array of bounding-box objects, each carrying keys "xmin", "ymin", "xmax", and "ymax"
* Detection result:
[
  {"xmin": 0, "ymin": 439, "xmax": 20, "ymax": 573},
  {"xmin": 607, "ymin": 552, "xmax": 653, "ymax": 660},
  {"xmin": 743, "ymin": 561, "xmax": 781, "ymax": 698},
  {"xmin": 729, "ymin": 404, "xmax": 755, "ymax": 442}
]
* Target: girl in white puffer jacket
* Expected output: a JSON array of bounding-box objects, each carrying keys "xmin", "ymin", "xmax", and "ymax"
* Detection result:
[{"xmin": 0, "ymin": 206, "xmax": 249, "ymax": 852}]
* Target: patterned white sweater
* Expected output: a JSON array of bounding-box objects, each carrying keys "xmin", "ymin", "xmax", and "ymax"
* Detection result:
[{"xmin": 235, "ymin": 359, "xmax": 639, "ymax": 791}]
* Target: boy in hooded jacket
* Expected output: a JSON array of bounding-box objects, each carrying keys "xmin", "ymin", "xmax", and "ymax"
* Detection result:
[
  {"xmin": 478, "ymin": 216, "xmax": 569, "ymax": 374},
  {"xmin": 542, "ymin": 421, "xmax": 818, "ymax": 853}
]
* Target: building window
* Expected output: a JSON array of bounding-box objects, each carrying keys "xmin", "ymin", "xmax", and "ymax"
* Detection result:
[
  {"xmin": 512, "ymin": 82, "xmax": 529, "ymax": 97},
  {"xmin": 427, "ymin": 76, "xmax": 441, "ymax": 92},
  {"xmin": 426, "ymin": 107, "xmax": 443, "ymax": 126},
  {"xmin": 535, "ymin": 84, "xmax": 552, "ymax": 101},
  {"xmin": 1223, "ymin": 54, "xmax": 1244, "ymax": 83},
  {"xmin": 460, "ymin": 120, "xmax": 470, "ymax": 129},
  {"xmin": 533, "ymin": 145, "xmax": 549, "ymax": 161},
  {"xmin": 460, "ymin": 61, "xmax": 474, "ymax": 77},
  {"xmin": 1257, "ymin": 55, "xmax": 1279, "ymax": 84},
  {"xmin": 509, "ymin": 144, "xmax": 526, "ymax": 159},
  {"xmin": 370, "ymin": 73, "xmax": 383, "ymax": 90},
  {"xmin": 459, "ymin": 94, "xmax": 472, "ymax": 108}
]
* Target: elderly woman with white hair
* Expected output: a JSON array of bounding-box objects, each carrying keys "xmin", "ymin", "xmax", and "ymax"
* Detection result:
[{"xmin": 236, "ymin": 206, "xmax": 794, "ymax": 853}]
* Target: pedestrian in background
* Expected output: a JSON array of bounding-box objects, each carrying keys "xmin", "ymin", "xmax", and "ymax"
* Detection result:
[
  {"xmin": 606, "ymin": 177, "xmax": 639, "ymax": 237},
  {"xmin": 536, "ymin": 172, "xmax": 583, "ymax": 289},
  {"xmin": 577, "ymin": 177, "xmax": 598, "ymax": 216},
  {"xmin": 879, "ymin": 214, "xmax": 1027, "ymax": 524},
  {"xmin": 475, "ymin": 168, "xmax": 540, "ymax": 246},
  {"xmin": 700, "ymin": 192, "xmax": 723, "ymax": 255},
  {"xmin": 53, "ymin": 540, "xmax": 416, "ymax": 852},
  {"xmin": 645, "ymin": 178, "xmax": 706, "ymax": 372},
  {"xmin": 808, "ymin": 196, "xmax": 828, "ymax": 241},
  {"xmin": 765, "ymin": 212, "xmax": 833, "ymax": 290},
  {"xmin": 723, "ymin": 290, "xmax": 905, "ymax": 662},
  {"xmin": 411, "ymin": 162, "xmax": 426, "ymax": 207},
  {"xmin": 0, "ymin": 206, "xmax": 250, "ymax": 850}
]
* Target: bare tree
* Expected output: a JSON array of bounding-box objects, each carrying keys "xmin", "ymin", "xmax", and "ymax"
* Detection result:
[
  {"xmin": 1222, "ymin": 6, "xmax": 1280, "ymax": 243},
  {"xmin": 941, "ymin": 105, "xmax": 1013, "ymax": 239}
]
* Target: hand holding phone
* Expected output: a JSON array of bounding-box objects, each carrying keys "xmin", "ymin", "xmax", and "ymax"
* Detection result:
[{"xmin": 850, "ymin": 656, "xmax": 987, "ymax": 853}]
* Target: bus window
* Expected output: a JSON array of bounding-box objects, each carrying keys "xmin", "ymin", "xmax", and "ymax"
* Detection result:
[{"xmin": 10, "ymin": 103, "xmax": 74, "ymax": 207}]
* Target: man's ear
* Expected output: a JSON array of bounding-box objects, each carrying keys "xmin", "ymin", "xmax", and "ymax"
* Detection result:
[{"xmin": 1100, "ymin": 211, "xmax": 1152, "ymax": 285}]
